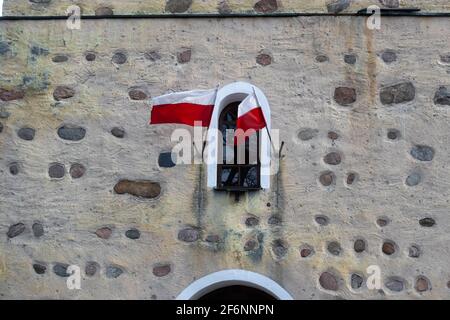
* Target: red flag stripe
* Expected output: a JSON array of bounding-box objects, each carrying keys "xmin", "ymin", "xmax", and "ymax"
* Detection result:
[
  {"xmin": 150, "ymin": 103, "xmax": 214, "ymax": 127},
  {"xmin": 236, "ymin": 106, "xmax": 266, "ymax": 133}
]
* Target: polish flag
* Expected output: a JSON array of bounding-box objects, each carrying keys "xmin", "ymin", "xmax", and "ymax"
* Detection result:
[
  {"xmin": 235, "ymin": 92, "xmax": 267, "ymax": 144},
  {"xmin": 150, "ymin": 89, "xmax": 216, "ymax": 127}
]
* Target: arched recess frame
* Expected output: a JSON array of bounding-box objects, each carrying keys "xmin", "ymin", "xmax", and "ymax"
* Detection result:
[
  {"xmin": 206, "ymin": 82, "xmax": 271, "ymax": 189},
  {"xmin": 176, "ymin": 269, "xmax": 293, "ymax": 300}
]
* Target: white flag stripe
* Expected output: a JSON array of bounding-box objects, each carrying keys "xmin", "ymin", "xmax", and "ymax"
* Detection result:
[
  {"xmin": 237, "ymin": 94, "xmax": 260, "ymax": 117},
  {"xmin": 152, "ymin": 89, "xmax": 216, "ymax": 106}
]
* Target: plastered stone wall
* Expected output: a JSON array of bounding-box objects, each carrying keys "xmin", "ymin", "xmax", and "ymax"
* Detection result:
[
  {"xmin": 3, "ymin": 0, "xmax": 450, "ymax": 16},
  {"xmin": 1, "ymin": 13, "xmax": 450, "ymax": 300}
]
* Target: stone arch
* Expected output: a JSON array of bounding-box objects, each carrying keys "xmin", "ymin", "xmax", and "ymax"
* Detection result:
[
  {"xmin": 176, "ymin": 269, "xmax": 293, "ymax": 300},
  {"xmin": 206, "ymin": 82, "xmax": 272, "ymax": 189}
]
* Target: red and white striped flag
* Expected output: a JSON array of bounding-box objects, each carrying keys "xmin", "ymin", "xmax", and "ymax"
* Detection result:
[
  {"xmin": 150, "ymin": 89, "xmax": 216, "ymax": 127},
  {"xmin": 235, "ymin": 92, "xmax": 267, "ymax": 144}
]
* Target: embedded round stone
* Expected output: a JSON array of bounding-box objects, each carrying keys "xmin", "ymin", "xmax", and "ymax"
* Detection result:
[
  {"xmin": 319, "ymin": 272, "xmax": 339, "ymax": 291},
  {"xmin": 328, "ymin": 131, "xmax": 339, "ymax": 140},
  {"xmin": 254, "ymin": 0, "xmax": 278, "ymax": 13},
  {"xmin": 177, "ymin": 49, "xmax": 191, "ymax": 64},
  {"xmin": 205, "ymin": 234, "xmax": 221, "ymax": 243},
  {"xmin": 300, "ymin": 244, "xmax": 314, "ymax": 258},
  {"xmin": 271, "ymin": 239, "xmax": 288, "ymax": 259},
  {"xmin": 18, "ymin": 127, "xmax": 35, "ymax": 141},
  {"xmin": 327, "ymin": 241, "xmax": 342, "ymax": 256},
  {"xmin": 70, "ymin": 164, "xmax": 86, "ymax": 179},
  {"xmin": 408, "ymin": 245, "xmax": 421, "ymax": 258},
  {"xmin": 32, "ymin": 223, "xmax": 44, "ymax": 238},
  {"xmin": 377, "ymin": 217, "xmax": 389, "ymax": 227},
  {"xmin": 111, "ymin": 127, "xmax": 125, "ymax": 138},
  {"xmin": 256, "ymin": 53, "xmax": 272, "ymax": 66},
  {"xmin": 351, "ymin": 274, "xmax": 364, "ymax": 289},
  {"xmin": 129, "ymin": 89, "xmax": 148, "ymax": 101},
  {"xmin": 410, "ymin": 145, "xmax": 434, "ymax": 162},
  {"xmin": 419, "ymin": 218, "xmax": 435, "ymax": 227},
  {"xmin": 95, "ymin": 227, "xmax": 112, "ymax": 239},
  {"xmin": 95, "ymin": 7, "xmax": 114, "ymax": 15},
  {"xmin": 33, "ymin": 263, "xmax": 46, "ymax": 275},
  {"xmin": 298, "ymin": 128, "xmax": 318, "ymax": 141},
  {"xmin": 406, "ymin": 172, "xmax": 421, "ymax": 187},
  {"xmin": 85, "ymin": 261, "xmax": 99, "ymax": 277},
  {"xmin": 324, "ymin": 152, "xmax": 342, "ymax": 165},
  {"xmin": 178, "ymin": 227, "xmax": 199, "ymax": 242},
  {"xmin": 0, "ymin": 88, "xmax": 25, "ymax": 101},
  {"xmin": 326, "ymin": 0, "xmax": 350, "ymax": 13},
  {"xmin": 380, "ymin": 82, "xmax": 415, "ymax": 105},
  {"xmin": 165, "ymin": 0, "xmax": 193, "ymax": 13},
  {"xmin": 314, "ymin": 215, "xmax": 329, "ymax": 226},
  {"xmin": 53, "ymin": 263, "xmax": 70, "ymax": 277},
  {"xmin": 85, "ymin": 52, "xmax": 96, "ymax": 61},
  {"xmin": 245, "ymin": 216, "xmax": 259, "ymax": 227},
  {"xmin": 244, "ymin": 239, "xmax": 258, "ymax": 251},
  {"xmin": 268, "ymin": 215, "xmax": 282, "ymax": 226},
  {"xmin": 112, "ymin": 52, "xmax": 127, "ymax": 64},
  {"xmin": 58, "ymin": 125, "xmax": 86, "ymax": 141},
  {"xmin": 387, "ymin": 129, "xmax": 400, "ymax": 140},
  {"xmin": 344, "ymin": 54, "xmax": 357, "ymax": 65},
  {"xmin": 9, "ymin": 163, "xmax": 19, "ymax": 175},
  {"xmin": 153, "ymin": 264, "xmax": 171, "ymax": 277},
  {"xmin": 382, "ymin": 241, "xmax": 396, "ymax": 255},
  {"xmin": 53, "ymin": 86, "xmax": 75, "ymax": 101},
  {"xmin": 415, "ymin": 277, "xmax": 430, "ymax": 292},
  {"xmin": 334, "ymin": 87, "xmax": 356, "ymax": 106},
  {"xmin": 7, "ymin": 223, "xmax": 25, "ymax": 238},
  {"xmin": 125, "ymin": 228, "xmax": 141, "ymax": 240},
  {"xmin": 48, "ymin": 163, "xmax": 65, "ymax": 179},
  {"xmin": 114, "ymin": 180, "xmax": 161, "ymax": 199},
  {"xmin": 319, "ymin": 171, "xmax": 335, "ymax": 186},
  {"xmin": 385, "ymin": 277, "xmax": 404, "ymax": 292},
  {"xmin": 315, "ymin": 55, "xmax": 329, "ymax": 63},
  {"xmin": 158, "ymin": 152, "xmax": 176, "ymax": 168},
  {"xmin": 346, "ymin": 173, "xmax": 357, "ymax": 185},
  {"xmin": 106, "ymin": 265, "xmax": 123, "ymax": 278},
  {"xmin": 434, "ymin": 86, "xmax": 450, "ymax": 106},
  {"xmin": 0, "ymin": 110, "xmax": 10, "ymax": 119},
  {"xmin": 0, "ymin": 41, "xmax": 10, "ymax": 55},
  {"xmin": 218, "ymin": 0, "xmax": 232, "ymax": 14},
  {"xmin": 52, "ymin": 54, "xmax": 69, "ymax": 63},
  {"xmin": 354, "ymin": 239, "xmax": 366, "ymax": 253},
  {"xmin": 381, "ymin": 49, "xmax": 397, "ymax": 63}
]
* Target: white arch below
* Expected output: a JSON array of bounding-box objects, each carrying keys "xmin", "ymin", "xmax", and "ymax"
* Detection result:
[{"xmin": 176, "ymin": 269, "xmax": 293, "ymax": 300}]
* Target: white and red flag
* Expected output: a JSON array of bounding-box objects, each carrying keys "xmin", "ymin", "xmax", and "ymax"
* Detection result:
[
  {"xmin": 235, "ymin": 92, "xmax": 267, "ymax": 144},
  {"xmin": 150, "ymin": 89, "xmax": 216, "ymax": 127}
]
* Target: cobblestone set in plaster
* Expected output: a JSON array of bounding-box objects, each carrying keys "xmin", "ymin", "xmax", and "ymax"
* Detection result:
[
  {"xmin": 1, "ymin": 13, "xmax": 450, "ymax": 299},
  {"xmin": 3, "ymin": 0, "xmax": 450, "ymax": 16}
]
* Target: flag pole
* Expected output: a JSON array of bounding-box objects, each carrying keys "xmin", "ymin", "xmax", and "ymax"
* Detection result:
[
  {"xmin": 252, "ymin": 87, "xmax": 276, "ymax": 154},
  {"xmin": 202, "ymin": 85, "xmax": 219, "ymax": 161}
]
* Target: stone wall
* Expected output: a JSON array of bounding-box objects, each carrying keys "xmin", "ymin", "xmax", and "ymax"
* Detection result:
[
  {"xmin": 1, "ymin": 13, "xmax": 450, "ymax": 299},
  {"xmin": 3, "ymin": 0, "xmax": 450, "ymax": 16}
]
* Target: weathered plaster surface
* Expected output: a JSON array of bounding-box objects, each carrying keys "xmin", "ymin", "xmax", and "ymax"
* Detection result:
[
  {"xmin": 1, "ymin": 15, "xmax": 450, "ymax": 299},
  {"xmin": 3, "ymin": 0, "xmax": 450, "ymax": 16}
]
